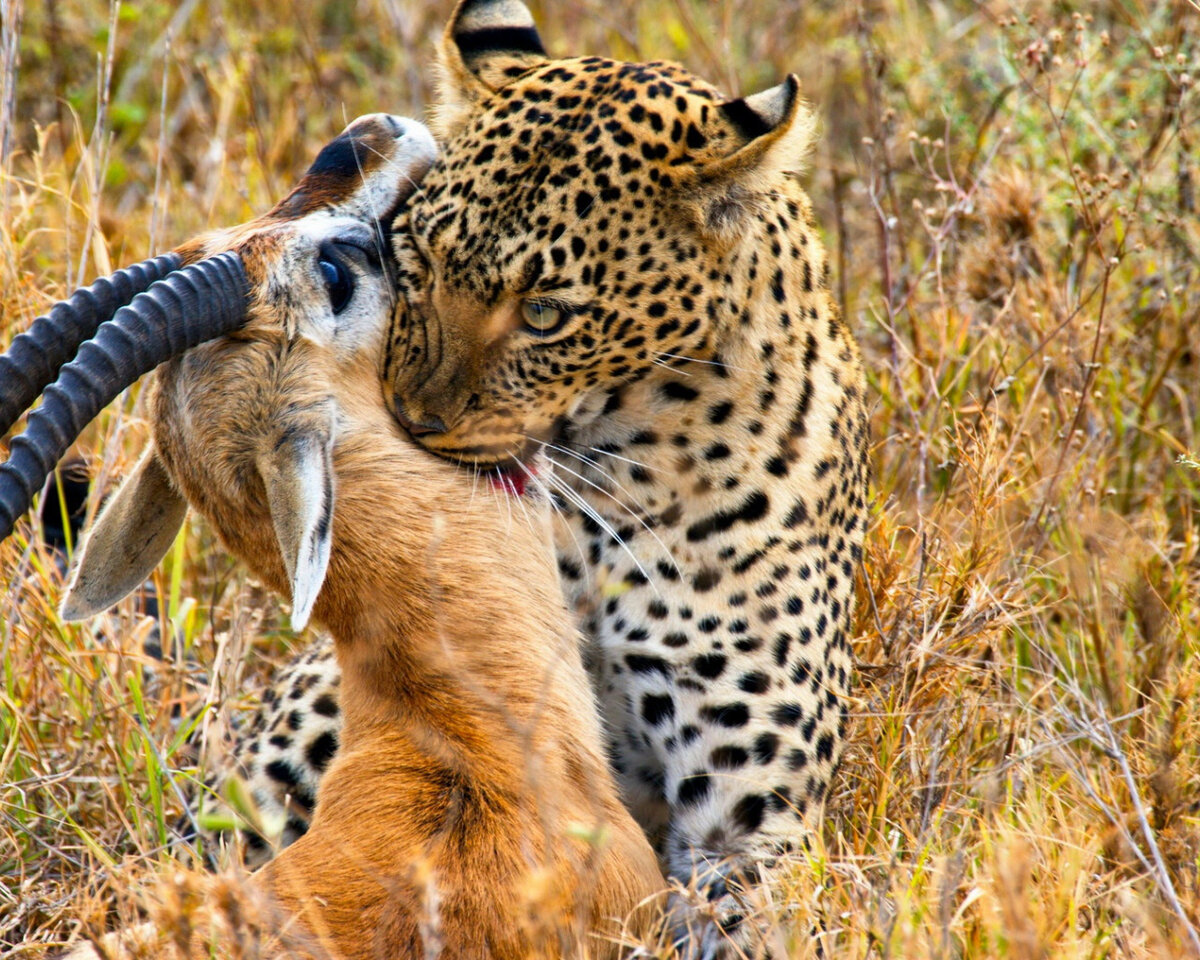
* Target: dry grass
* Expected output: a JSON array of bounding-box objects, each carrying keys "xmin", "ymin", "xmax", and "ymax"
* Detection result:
[{"xmin": 2, "ymin": 0, "xmax": 1198, "ymax": 956}]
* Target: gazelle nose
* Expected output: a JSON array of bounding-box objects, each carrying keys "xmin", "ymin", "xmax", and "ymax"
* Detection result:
[{"xmin": 393, "ymin": 400, "xmax": 446, "ymax": 437}]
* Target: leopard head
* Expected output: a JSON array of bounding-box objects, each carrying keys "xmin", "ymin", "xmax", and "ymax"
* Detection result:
[{"xmin": 384, "ymin": 0, "xmax": 817, "ymax": 472}]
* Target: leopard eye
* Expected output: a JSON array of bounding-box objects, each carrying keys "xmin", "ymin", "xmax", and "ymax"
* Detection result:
[{"xmin": 520, "ymin": 299, "xmax": 567, "ymax": 335}]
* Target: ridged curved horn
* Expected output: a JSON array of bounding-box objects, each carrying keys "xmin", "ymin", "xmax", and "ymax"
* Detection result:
[
  {"xmin": 0, "ymin": 253, "xmax": 182, "ymax": 437},
  {"xmin": 0, "ymin": 251, "xmax": 248, "ymax": 544}
]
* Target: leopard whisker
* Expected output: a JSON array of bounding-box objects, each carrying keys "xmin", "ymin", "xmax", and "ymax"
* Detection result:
[
  {"xmin": 353, "ymin": 136, "xmax": 426, "ymax": 263},
  {"xmin": 467, "ymin": 459, "xmax": 480, "ymax": 510},
  {"xmin": 484, "ymin": 463, "xmax": 511, "ymax": 534},
  {"xmin": 539, "ymin": 438, "xmax": 651, "ymax": 503},
  {"xmin": 584, "ymin": 446, "xmax": 655, "ymax": 473},
  {"xmin": 506, "ymin": 461, "xmax": 541, "ymax": 537},
  {"xmin": 651, "ymin": 356, "xmax": 692, "ymax": 376},
  {"xmin": 543, "ymin": 440, "xmax": 630, "ymax": 475},
  {"xmin": 361, "ymin": 139, "xmax": 425, "ymax": 193},
  {"xmin": 511, "ymin": 457, "xmax": 594, "ymax": 590},
  {"xmin": 654, "ymin": 351, "xmax": 753, "ymax": 375},
  {"xmin": 541, "ymin": 465, "xmax": 660, "ymax": 598},
  {"xmin": 537, "ymin": 446, "xmax": 679, "ymax": 584},
  {"xmin": 498, "ymin": 466, "xmax": 516, "ymax": 533},
  {"xmin": 538, "ymin": 441, "xmax": 681, "ymax": 579}
]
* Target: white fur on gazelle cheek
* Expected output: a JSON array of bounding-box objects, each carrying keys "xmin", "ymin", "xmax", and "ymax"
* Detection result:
[{"xmin": 282, "ymin": 216, "xmax": 397, "ymax": 357}]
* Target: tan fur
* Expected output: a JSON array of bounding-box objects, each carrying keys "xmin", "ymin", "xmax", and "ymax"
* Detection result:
[
  {"xmin": 64, "ymin": 114, "xmax": 663, "ymax": 959},
  {"xmin": 156, "ymin": 337, "xmax": 662, "ymax": 959}
]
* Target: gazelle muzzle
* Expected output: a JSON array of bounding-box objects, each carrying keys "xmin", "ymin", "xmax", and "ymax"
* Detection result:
[{"xmin": 0, "ymin": 252, "xmax": 249, "ymax": 543}]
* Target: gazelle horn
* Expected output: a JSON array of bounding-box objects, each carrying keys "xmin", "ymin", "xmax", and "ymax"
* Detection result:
[
  {"xmin": 0, "ymin": 253, "xmax": 182, "ymax": 437},
  {"xmin": 0, "ymin": 251, "xmax": 248, "ymax": 543}
]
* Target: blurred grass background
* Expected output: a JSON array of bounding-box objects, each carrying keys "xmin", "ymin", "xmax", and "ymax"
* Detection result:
[{"xmin": 1, "ymin": 0, "xmax": 1198, "ymax": 955}]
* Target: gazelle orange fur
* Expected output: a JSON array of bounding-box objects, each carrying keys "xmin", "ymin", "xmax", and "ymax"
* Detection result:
[{"xmin": 0, "ymin": 114, "xmax": 663, "ymax": 957}]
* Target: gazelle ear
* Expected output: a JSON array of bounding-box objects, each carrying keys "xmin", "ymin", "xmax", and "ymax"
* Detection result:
[
  {"xmin": 435, "ymin": 0, "xmax": 548, "ymax": 137},
  {"xmin": 61, "ymin": 449, "xmax": 188, "ymax": 621},
  {"xmin": 256, "ymin": 426, "xmax": 335, "ymax": 632},
  {"xmin": 687, "ymin": 75, "xmax": 818, "ymax": 239}
]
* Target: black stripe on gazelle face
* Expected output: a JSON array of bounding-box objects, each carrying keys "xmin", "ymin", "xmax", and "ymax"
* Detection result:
[{"xmin": 270, "ymin": 114, "xmax": 436, "ymax": 226}]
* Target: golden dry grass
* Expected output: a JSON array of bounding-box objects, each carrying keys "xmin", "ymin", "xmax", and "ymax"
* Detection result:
[{"xmin": 1, "ymin": 0, "xmax": 1198, "ymax": 956}]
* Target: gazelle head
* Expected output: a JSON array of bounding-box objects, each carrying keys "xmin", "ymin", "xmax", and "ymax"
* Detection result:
[{"xmin": 0, "ymin": 113, "xmax": 436, "ymax": 629}]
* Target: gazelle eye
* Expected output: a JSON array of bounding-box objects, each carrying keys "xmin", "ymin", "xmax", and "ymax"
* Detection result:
[
  {"xmin": 520, "ymin": 299, "xmax": 567, "ymax": 335},
  {"xmin": 319, "ymin": 256, "xmax": 354, "ymax": 314}
]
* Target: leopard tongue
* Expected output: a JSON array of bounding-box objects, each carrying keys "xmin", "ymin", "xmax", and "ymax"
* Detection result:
[{"xmin": 487, "ymin": 463, "xmax": 534, "ymax": 497}]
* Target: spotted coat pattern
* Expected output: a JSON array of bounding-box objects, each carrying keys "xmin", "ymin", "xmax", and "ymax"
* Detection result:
[
  {"xmin": 205, "ymin": 4, "xmax": 869, "ymax": 952},
  {"xmin": 194, "ymin": 637, "xmax": 340, "ymax": 866},
  {"xmin": 381, "ymin": 7, "xmax": 870, "ymax": 926}
]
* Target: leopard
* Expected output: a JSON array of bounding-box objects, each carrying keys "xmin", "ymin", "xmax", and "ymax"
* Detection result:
[
  {"xmin": 200, "ymin": 1, "xmax": 869, "ymax": 954},
  {"xmin": 381, "ymin": 0, "xmax": 869, "ymax": 952}
]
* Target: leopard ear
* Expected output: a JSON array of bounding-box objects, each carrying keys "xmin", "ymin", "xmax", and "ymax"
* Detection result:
[
  {"xmin": 689, "ymin": 75, "xmax": 818, "ymax": 239},
  {"xmin": 435, "ymin": 0, "xmax": 548, "ymax": 138}
]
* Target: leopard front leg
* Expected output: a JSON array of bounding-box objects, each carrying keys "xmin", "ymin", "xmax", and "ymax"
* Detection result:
[{"xmin": 189, "ymin": 635, "xmax": 344, "ymax": 866}]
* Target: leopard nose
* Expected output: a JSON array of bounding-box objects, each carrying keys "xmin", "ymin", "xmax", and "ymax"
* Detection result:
[{"xmin": 393, "ymin": 400, "xmax": 446, "ymax": 437}]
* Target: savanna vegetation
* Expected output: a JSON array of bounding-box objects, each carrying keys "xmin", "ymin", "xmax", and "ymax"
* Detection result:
[{"xmin": 1, "ymin": 0, "xmax": 1197, "ymax": 956}]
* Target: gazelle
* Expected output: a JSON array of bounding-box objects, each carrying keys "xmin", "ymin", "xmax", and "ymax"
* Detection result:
[{"xmin": 1, "ymin": 113, "xmax": 663, "ymax": 958}]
